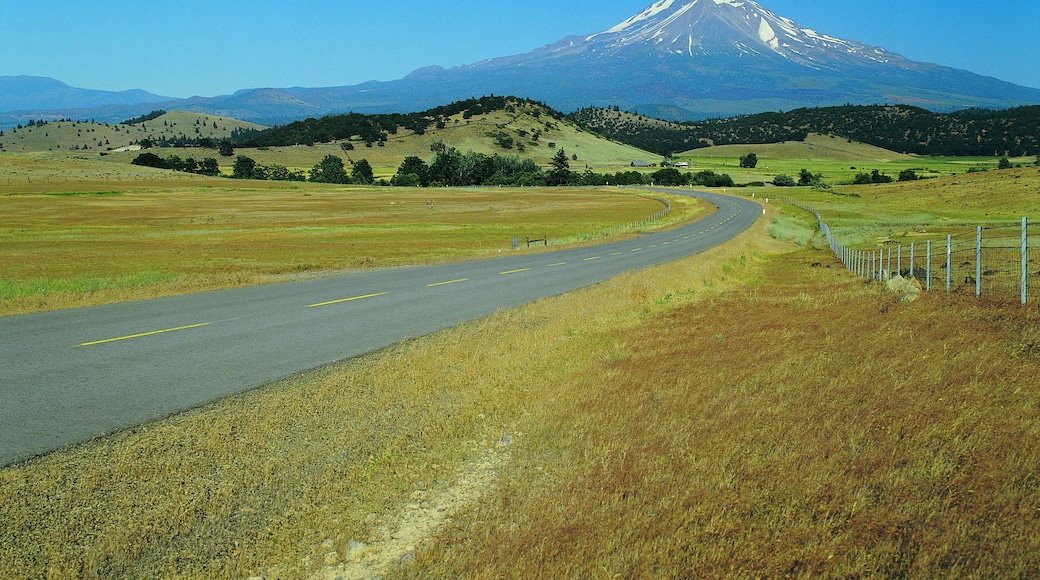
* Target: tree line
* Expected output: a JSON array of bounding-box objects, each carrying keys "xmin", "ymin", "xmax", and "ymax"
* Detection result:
[
  {"xmin": 130, "ymin": 152, "xmax": 220, "ymax": 176},
  {"xmin": 570, "ymin": 104, "xmax": 1040, "ymax": 157},
  {"xmin": 388, "ymin": 144, "xmax": 735, "ymax": 188}
]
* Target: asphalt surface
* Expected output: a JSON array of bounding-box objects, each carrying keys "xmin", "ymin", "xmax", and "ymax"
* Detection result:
[{"xmin": 0, "ymin": 189, "xmax": 760, "ymax": 466}]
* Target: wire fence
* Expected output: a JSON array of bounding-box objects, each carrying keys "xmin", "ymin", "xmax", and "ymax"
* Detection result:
[{"xmin": 773, "ymin": 195, "xmax": 1035, "ymax": 305}]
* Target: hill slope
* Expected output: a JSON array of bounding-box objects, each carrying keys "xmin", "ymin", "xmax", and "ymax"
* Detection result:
[
  {"xmin": 570, "ymin": 104, "xmax": 1040, "ymax": 156},
  {"xmin": 0, "ymin": 111, "xmax": 266, "ymax": 154},
  {"xmin": 93, "ymin": 98, "xmax": 656, "ymax": 177}
]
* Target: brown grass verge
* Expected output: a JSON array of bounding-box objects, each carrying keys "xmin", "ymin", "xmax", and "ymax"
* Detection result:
[{"xmin": 397, "ymin": 244, "xmax": 1040, "ymax": 576}]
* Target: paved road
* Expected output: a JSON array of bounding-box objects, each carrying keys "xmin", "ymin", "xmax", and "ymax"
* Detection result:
[{"xmin": 0, "ymin": 190, "xmax": 760, "ymax": 465}]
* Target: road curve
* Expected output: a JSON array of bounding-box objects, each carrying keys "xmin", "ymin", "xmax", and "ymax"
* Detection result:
[{"xmin": 0, "ymin": 189, "xmax": 760, "ymax": 465}]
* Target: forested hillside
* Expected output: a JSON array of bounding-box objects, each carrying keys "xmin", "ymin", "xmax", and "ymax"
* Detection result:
[{"xmin": 570, "ymin": 105, "xmax": 1040, "ymax": 157}]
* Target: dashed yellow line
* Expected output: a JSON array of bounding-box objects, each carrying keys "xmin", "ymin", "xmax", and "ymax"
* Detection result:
[
  {"xmin": 78, "ymin": 323, "xmax": 212, "ymax": 347},
  {"xmin": 428, "ymin": 278, "xmax": 468, "ymax": 287},
  {"xmin": 548, "ymin": 262, "xmax": 567, "ymax": 267},
  {"xmin": 500, "ymin": 268, "xmax": 532, "ymax": 275},
  {"xmin": 584, "ymin": 256, "xmax": 601, "ymax": 261},
  {"xmin": 308, "ymin": 292, "xmax": 389, "ymax": 308}
]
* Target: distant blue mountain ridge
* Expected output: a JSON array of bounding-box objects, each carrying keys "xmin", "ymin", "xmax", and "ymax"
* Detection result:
[{"xmin": 2, "ymin": 1, "xmax": 1039, "ymax": 128}]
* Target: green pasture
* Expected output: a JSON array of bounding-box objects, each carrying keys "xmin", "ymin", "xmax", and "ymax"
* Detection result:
[{"xmin": 675, "ymin": 134, "xmax": 1035, "ymax": 185}]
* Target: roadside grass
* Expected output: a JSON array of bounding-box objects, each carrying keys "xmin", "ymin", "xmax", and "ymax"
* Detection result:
[
  {"xmin": 0, "ymin": 183, "xmax": 697, "ymax": 316},
  {"xmin": 757, "ymin": 165, "xmax": 1040, "ymax": 247},
  {"xmin": 0, "ymin": 206, "xmax": 779, "ymax": 579},
  {"xmin": 398, "ymin": 244, "xmax": 1040, "ymax": 578}
]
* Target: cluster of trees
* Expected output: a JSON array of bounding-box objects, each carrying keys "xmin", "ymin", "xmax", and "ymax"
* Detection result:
[
  {"xmin": 572, "ymin": 104, "xmax": 1040, "ymax": 158},
  {"xmin": 140, "ymin": 136, "xmax": 235, "ymax": 155},
  {"xmin": 230, "ymin": 156, "xmax": 306, "ymax": 181},
  {"xmin": 130, "ymin": 152, "xmax": 220, "ymax": 176},
  {"xmin": 852, "ymin": 169, "xmax": 895, "ymax": 184},
  {"xmin": 122, "ymin": 110, "xmax": 167, "ymax": 125},
  {"xmin": 387, "ymin": 144, "xmax": 735, "ymax": 189},
  {"xmin": 227, "ymin": 154, "xmax": 373, "ymax": 184},
  {"xmin": 390, "ymin": 143, "xmax": 547, "ymax": 187}
]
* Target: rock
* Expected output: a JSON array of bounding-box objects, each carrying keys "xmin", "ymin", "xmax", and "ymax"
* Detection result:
[
  {"xmin": 345, "ymin": 539, "xmax": 370, "ymax": 562},
  {"xmin": 885, "ymin": 274, "xmax": 922, "ymax": 302},
  {"xmin": 396, "ymin": 551, "xmax": 417, "ymax": 567}
]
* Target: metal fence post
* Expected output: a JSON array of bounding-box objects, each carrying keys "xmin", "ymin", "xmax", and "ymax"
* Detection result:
[
  {"xmin": 887, "ymin": 247, "xmax": 892, "ymax": 280},
  {"xmin": 926, "ymin": 240, "xmax": 932, "ymax": 292},
  {"xmin": 1023, "ymin": 217, "xmax": 1029, "ymax": 305},
  {"xmin": 976, "ymin": 226, "xmax": 983, "ymax": 297},
  {"xmin": 946, "ymin": 235, "xmax": 952, "ymax": 293},
  {"xmin": 897, "ymin": 245, "xmax": 902, "ymax": 276},
  {"xmin": 910, "ymin": 242, "xmax": 915, "ymax": 279}
]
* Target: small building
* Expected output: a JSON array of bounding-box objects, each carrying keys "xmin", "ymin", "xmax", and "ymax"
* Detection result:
[
  {"xmin": 631, "ymin": 160, "xmax": 651, "ymax": 168},
  {"xmin": 675, "ymin": 162, "xmax": 690, "ymax": 168}
]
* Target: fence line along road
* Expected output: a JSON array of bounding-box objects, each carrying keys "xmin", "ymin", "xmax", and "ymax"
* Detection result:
[{"xmin": 772, "ymin": 195, "xmax": 1035, "ymax": 305}]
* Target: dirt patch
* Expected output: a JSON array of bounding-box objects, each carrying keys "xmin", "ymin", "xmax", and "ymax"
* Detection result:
[{"xmin": 304, "ymin": 434, "xmax": 513, "ymax": 580}]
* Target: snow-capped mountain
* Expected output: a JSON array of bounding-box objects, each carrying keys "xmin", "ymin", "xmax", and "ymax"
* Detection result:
[
  {"xmin": 583, "ymin": 0, "xmax": 904, "ymax": 69},
  {"xmin": 5, "ymin": 1, "xmax": 1038, "ymax": 125}
]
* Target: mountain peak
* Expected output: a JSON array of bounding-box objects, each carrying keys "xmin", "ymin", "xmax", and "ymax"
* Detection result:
[{"xmin": 586, "ymin": 0, "xmax": 904, "ymax": 70}]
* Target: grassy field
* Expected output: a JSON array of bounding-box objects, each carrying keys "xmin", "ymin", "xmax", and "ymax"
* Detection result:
[
  {"xmin": 749, "ymin": 165, "xmax": 1040, "ymax": 246},
  {"xmin": 3, "ymin": 129, "xmax": 1039, "ymax": 578},
  {"xmin": 676, "ymin": 133, "xmax": 1038, "ymax": 185},
  {"xmin": 0, "ymin": 161, "xmax": 701, "ymax": 315},
  {"xmin": 3, "ymin": 202, "xmax": 1039, "ymax": 577}
]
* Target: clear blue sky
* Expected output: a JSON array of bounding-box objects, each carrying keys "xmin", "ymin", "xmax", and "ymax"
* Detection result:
[{"xmin": 3, "ymin": 0, "xmax": 1038, "ymax": 98}]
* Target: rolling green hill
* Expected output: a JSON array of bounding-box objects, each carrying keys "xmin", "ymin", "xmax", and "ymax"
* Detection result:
[
  {"xmin": 99, "ymin": 98, "xmax": 657, "ymax": 178},
  {"xmin": 0, "ymin": 111, "xmax": 266, "ymax": 154}
]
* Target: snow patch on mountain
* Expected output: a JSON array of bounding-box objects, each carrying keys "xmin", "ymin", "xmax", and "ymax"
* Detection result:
[{"xmin": 604, "ymin": 0, "xmax": 676, "ymax": 34}]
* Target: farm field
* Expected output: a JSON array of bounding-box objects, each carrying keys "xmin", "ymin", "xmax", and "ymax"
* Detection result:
[{"xmin": 0, "ymin": 156, "xmax": 697, "ymax": 316}]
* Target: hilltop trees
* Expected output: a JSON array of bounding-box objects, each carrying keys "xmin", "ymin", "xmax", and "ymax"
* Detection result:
[{"xmin": 739, "ymin": 153, "xmax": 758, "ymax": 168}]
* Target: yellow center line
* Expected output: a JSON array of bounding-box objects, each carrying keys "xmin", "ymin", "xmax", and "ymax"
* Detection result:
[
  {"xmin": 428, "ymin": 278, "xmax": 468, "ymax": 287},
  {"xmin": 548, "ymin": 262, "xmax": 567, "ymax": 267},
  {"xmin": 308, "ymin": 292, "xmax": 389, "ymax": 308},
  {"xmin": 78, "ymin": 323, "xmax": 212, "ymax": 347},
  {"xmin": 584, "ymin": 256, "xmax": 601, "ymax": 261},
  {"xmin": 612, "ymin": 252, "xmax": 623, "ymax": 256},
  {"xmin": 500, "ymin": 268, "xmax": 532, "ymax": 275},
  {"xmin": 632, "ymin": 248, "xmax": 644, "ymax": 252}
]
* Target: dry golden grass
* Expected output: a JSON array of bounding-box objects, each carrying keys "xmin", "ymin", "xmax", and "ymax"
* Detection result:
[{"xmin": 397, "ymin": 244, "xmax": 1040, "ymax": 578}]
